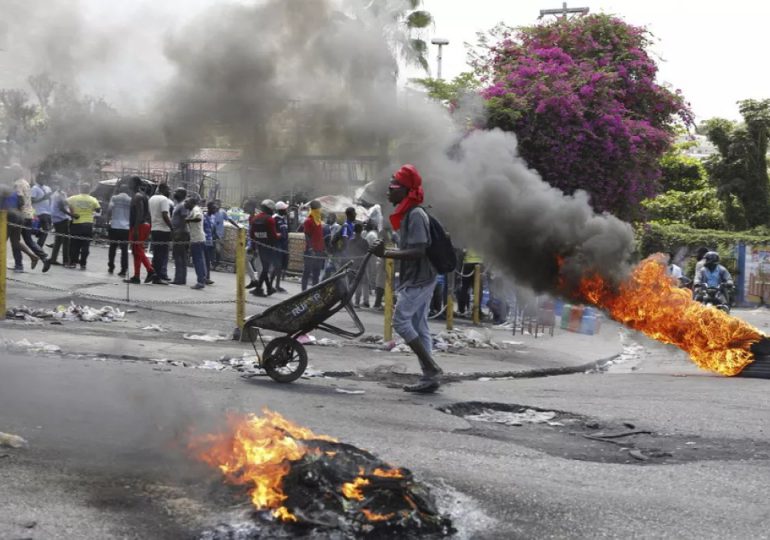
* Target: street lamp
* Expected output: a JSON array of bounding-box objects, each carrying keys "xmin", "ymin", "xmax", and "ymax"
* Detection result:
[{"xmin": 430, "ymin": 38, "xmax": 449, "ymax": 80}]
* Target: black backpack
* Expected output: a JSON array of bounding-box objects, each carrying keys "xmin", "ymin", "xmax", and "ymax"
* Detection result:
[{"xmin": 405, "ymin": 207, "xmax": 457, "ymax": 274}]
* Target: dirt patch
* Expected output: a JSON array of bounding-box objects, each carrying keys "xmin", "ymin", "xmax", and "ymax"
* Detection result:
[{"xmin": 441, "ymin": 401, "xmax": 770, "ymax": 465}]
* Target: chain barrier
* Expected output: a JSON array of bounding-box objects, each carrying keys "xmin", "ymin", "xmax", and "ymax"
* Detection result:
[
  {"xmin": 9, "ymin": 221, "xmax": 195, "ymax": 246},
  {"xmin": 6, "ymin": 276, "xmax": 240, "ymax": 306},
  {"xmin": 249, "ymin": 238, "xmax": 369, "ymax": 261},
  {"xmin": 456, "ymin": 267, "xmax": 478, "ymax": 278},
  {"xmin": 12, "ymin": 221, "xmax": 371, "ymax": 262},
  {"xmin": 428, "ymin": 303, "xmax": 447, "ymax": 320}
]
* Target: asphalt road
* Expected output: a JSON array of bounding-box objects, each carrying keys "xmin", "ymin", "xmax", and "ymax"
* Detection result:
[{"xmin": 1, "ymin": 349, "xmax": 769, "ymax": 540}]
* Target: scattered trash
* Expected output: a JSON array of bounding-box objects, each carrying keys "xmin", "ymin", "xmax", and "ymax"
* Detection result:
[
  {"xmin": 142, "ymin": 324, "xmax": 166, "ymax": 332},
  {"xmin": 433, "ymin": 329, "xmax": 502, "ymax": 352},
  {"xmin": 464, "ymin": 408, "xmax": 564, "ymax": 427},
  {"xmin": 156, "ymin": 359, "xmax": 188, "ymax": 368},
  {"xmin": 0, "ymin": 432, "xmax": 29, "ymax": 449},
  {"xmin": 359, "ymin": 333, "xmax": 384, "ymax": 344},
  {"xmin": 334, "ymin": 388, "xmax": 366, "ymax": 395},
  {"xmin": 183, "ymin": 332, "xmax": 230, "ymax": 342},
  {"xmin": 314, "ymin": 337, "xmax": 342, "ymax": 347},
  {"xmin": 296, "ymin": 334, "xmax": 316, "ymax": 345},
  {"xmin": 3, "ymin": 339, "xmax": 62, "ymax": 354},
  {"xmin": 6, "ymin": 303, "xmax": 125, "ymax": 323},
  {"xmin": 197, "ymin": 360, "xmax": 227, "ymax": 371}
]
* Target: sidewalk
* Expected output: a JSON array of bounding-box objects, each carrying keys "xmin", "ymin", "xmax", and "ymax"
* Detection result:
[{"xmin": 3, "ymin": 244, "xmax": 625, "ymax": 378}]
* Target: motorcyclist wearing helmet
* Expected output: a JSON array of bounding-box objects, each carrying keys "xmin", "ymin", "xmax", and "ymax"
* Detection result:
[{"xmin": 693, "ymin": 251, "xmax": 734, "ymax": 305}]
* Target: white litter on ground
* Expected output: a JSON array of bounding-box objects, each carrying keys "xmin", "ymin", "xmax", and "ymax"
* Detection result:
[
  {"xmin": 183, "ymin": 332, "xmax": 230, "ymax": 342},
  {"xmin": 142, "ymin": 324, "xmax": 166, "ymax": 332},
  {"xmin": 334, "ymin": 388, "xmax": 366, "ymax": 395},
  {"xmin": 7, "ymin": 303, "xmax": 125, "ymax": 323},
  {"xmin": 2, "ymin": 339, "xmax": 62, "ymax": 354},
  {"xmin": 197, "ymin": 360, "xmax": 227, "ymax": 371},
  {"xmin": 0, "ymin": 432, "xmax": 29, "ymax": 448},
  {"xmin": 313, "ymin": 338, "xmax": 342, "ymax": 347},
  {"xmin": 464, "ymin": 408, "xmax": 564, "ymax": 427},
  {"xmin": 432, "ymin": 329, "xmax": 503, "ymax": 352}
]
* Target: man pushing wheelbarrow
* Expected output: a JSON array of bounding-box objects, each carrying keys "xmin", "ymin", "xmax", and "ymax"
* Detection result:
[{"xmin": 244, "ymin": 164, "xmax": 448, "ymax": 393}]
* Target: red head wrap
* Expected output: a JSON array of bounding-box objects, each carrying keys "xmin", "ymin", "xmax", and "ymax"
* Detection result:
[{"xmin": 389, "ymin": 164, "xmax": 424, "ymax": 231}]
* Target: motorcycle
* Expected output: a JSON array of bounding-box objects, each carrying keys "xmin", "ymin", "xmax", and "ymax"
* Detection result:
[{"xmin": 695, "ymin": 283, "xmax": 732, "ymax": 313}]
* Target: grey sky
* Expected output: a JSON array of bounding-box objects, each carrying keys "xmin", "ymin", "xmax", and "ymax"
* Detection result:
[{"xmin": 2, "ymin": 0, "xmax": 766, "ymax": 123}]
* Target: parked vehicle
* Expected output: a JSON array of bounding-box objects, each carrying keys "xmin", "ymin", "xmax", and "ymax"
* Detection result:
[{"xmin": 91, "ymin": 176, "xmax": 157, "ymax": 238}]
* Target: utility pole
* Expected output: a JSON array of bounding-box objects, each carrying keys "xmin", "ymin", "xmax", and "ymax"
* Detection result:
[
  {"xmin": 539, "ymin": 2, "xmax": 589, "ymax": 20},
  {"xmin": 430, "ymin": 38, "xmax": 449, "ymax": 80}
]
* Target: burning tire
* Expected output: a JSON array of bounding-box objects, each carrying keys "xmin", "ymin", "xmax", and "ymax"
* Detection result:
[{"xmin": 263, "ymin": 337, "xmax": 307, "ymax": 383}]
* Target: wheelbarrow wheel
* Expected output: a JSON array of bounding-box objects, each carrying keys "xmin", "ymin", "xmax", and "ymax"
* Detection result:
[{"xmin": 263, "ymin": 337, "xmax": 308, "ymax": 383}]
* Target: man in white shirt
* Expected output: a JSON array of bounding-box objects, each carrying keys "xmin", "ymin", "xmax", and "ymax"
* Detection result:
[
  {"xmin": 185, "ymin": 194, "xmax": 208, "ymax": 290},
  {"xmin": 30, "ymin": 172, "xmax": 52, "ymax": 249},
  {"xmin": 107, "ymin": 184, "xmax": 132, "ymax": 276},
  {"xmin": 148, "ymin": 183, "xmax": 174, "ymax": 282},
  {"xmin": 666, "ymin": 253, "xmax": 683, "ymax": 285}
]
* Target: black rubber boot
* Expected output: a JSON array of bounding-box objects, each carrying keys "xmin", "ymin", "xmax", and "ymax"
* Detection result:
[
  {"xmin": 404, "ymin": 338, "xmax": 442, "ymax": 393},
  {"xmin": 373, "ymin": 287, "xmax": 384, "ymax": 308}
]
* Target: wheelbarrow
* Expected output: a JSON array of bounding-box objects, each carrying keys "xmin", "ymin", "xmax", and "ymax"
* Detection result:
[{"xmin": 243, "ymin": 253, "xmax": 374, "ymax": 382}]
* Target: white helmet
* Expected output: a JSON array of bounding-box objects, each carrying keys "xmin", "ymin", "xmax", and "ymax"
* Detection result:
[
  {"xmin": 261, "ymin": 199, "xmax": 275, "ymax": 211},
  {"xmin": 275, "ymin": 201, "xmax": 288, "ymax": 211}
]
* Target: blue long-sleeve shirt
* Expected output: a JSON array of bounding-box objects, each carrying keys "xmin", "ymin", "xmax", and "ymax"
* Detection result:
[{"xmin": 203, "ymin": 212, "xmax": 214, "ymax": 246}]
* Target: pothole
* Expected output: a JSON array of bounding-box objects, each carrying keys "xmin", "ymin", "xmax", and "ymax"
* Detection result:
[{"xmin": 441, "ymin": 402, "xmax": 770, "ymax": 465}]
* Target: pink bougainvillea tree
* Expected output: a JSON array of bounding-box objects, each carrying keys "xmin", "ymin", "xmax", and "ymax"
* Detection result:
[{"xmin": 474, "ymin": 14, "xmax": 693, "ymax": 219}]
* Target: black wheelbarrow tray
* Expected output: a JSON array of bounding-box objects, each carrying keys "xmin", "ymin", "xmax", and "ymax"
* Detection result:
[{"xmin": 243, "ymin": 253, "xmax": 373, "ymax": 382}]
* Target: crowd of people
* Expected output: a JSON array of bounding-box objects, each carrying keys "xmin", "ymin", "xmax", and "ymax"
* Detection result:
[
  {"xmin": 1, "ymin": 173, "xmax": 229, "ymax": 291},
  {"xmin": 1, "ymin": 163, "xmax": 510, "ymax": 394}
]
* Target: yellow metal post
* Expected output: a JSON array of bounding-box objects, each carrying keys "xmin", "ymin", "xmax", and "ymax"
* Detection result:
[
  {"xmin": 446, "ymin": 271, "xmax": 454, "ymax": 330},
  {"xmin": 472, "ymin": 263, "xmax": 482, "ymax": 325},
  {"xmin": 383, "ymin": 258, "xmax": 395, "ymax": 341},
  {"xmin": 0, "ymin": 211, "xmax": 6, "ymax": 321},
  {"xmin": 236, "ymin": 227, "xmax": 246, "ymax": 331}
]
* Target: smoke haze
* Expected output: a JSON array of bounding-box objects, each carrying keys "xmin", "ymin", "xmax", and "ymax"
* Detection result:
[{"xmin": 0, "ymin": 0, "xmax": 635, "ymax": 292}]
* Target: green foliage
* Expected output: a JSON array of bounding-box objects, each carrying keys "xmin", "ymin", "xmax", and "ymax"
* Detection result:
[
  {"xmin": 398, "ymin": 1, "xmax": 433, "ymax": 73},
  {"xmin": 642, "ymin": 188, "xmax": 724, "ymax": 229},
  {"xmin": 658, "ymin": 144, "xmax": 708, "ymax": 192},
  {"xmin": 704, "ymin": 99, "xmax": 770, "ymax": 228},
  {"xmin": 411, "ymin": 72, "xmax": 480, "ymax": 107},
  {"xmin": 406, "ymin": 10, "xmax": 433, "ymax": 29},
  {"xmin": 636, "ymin": 221, "xmax": 770, "ymax": 274},
  {"xmin": 640, "ymin": 140, "xmax": 720, "ymax": 229}
]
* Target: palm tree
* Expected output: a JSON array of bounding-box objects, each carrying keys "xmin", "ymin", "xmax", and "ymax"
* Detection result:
[
  {"xmin": 402, "ymin": 0, "xmax": 434, "ymax": 72},
  {"xmin": 362, "ymin": 0, "xmax": 434, "ymax": 73}
]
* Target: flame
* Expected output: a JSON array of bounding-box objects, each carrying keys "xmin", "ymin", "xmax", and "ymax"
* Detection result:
[
  {"xmin": 572, "ymin": 256, "xmax": 763, "ymax": 376},
  {"xmin": 362, "ymin": 509, "xmax": 396, "ymax": 521},
  {"xmin": 372, "ymin": 467, "xmax": 404, "ymax": 478},
  {"xmin": 342, "ymin": 476, "xmax": 370, "ymax": 501},
  {"xmin": 189, "ymin": 409, "xmax": 336, "ymax": 520}
]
